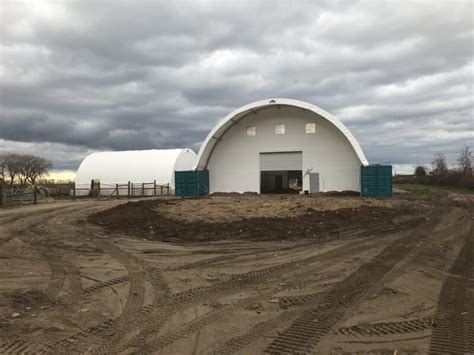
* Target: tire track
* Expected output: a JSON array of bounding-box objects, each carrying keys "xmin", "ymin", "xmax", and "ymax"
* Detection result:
[
  {"xmin": 277, "ymin": 291, "xmax": 335, "ymax": 308},
  {"xmin": 429, "ymin": 208, "xmax": 474, "ymax": 354},
  {"xmin": 1, "ymin": 203, "xmax": 121, "ymax": 354},
  {"xmin": 25, "ymin": 205, "xmax": 103, "ymax": 303},
  {"xmin": 163, "ymin": 241, "xmax": 317, "ymax": 271},
  {"xmin": 81, "ymin": 275, "xmax": 130, "ymax": 295},
  {"xmin": 12, "ymin": 204, "xmax": 108, "ymax": 302},
  {"xmin": 214, "ymin": 304, "xmax": 320, "ymax": 354},
  {"xmin": 0, "ymin": 205, "xmax": 82, "ymax": 248},
  {"xmin": 0, "ymin": 203, "xmax": 113, "ymax": 353},
  {"xmin": 0, "ymin": 339, "xmax": 48, "ymax": 354},
  {"xmin": 164, "ymin": 231, "xmax": 390, "ymax": 309},
  {"xmin": 40, "ymin": 236, "xmax": 147, "ymax": 353},
  {"xmin": 79, "ymin": 239, "xmax": 147, "ymax": 354},
  {"xmin": 0, "ymin": 204, "xmax": 79, "ymax": 225},
  {"xmin": 120, "ymin": 230, "xmax": 400, "ymax": 353},
  {"xmin": 39, "ymin": 249, "xmax": 68, "ymax": 301},
  {"xmin": 164, "ymin": 227, "xmax": 395, "ymax": 272},
  {"xmin": 127, "ymin": 265, "xmax": 337, "ymax": 353},
  {"xmin": 39, "ymin": 203, "xmax": 127, "ymax": 301},
  {"xmin": 44, "ymin": 233, "xmax": 170, "ymax": 354},
  {"xmin": 264, "ymin": 213, "xmax": 439, "ymax": 354},
  {"xmin": 335, "ymin": 317, "xmax": 434, "ymax": 337}
]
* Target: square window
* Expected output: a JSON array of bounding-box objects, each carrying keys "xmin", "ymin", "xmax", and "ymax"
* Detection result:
[
  {"xmin": 246, "ymin": 126, "xmax": 256, "ymax": 136},
  {"xmin": 275, "ymin": 124, "xmax": 285, "ymax": 135},
  {"xmin": 305, "ymin": 123, "xmax": 316, "ymax": 133}
]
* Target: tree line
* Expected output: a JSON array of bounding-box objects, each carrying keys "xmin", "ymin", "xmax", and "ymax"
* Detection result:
[
  {"xmin": 0, "ymin": 154, "xmax": 53, "ymax": 186},
  {"xmin": 414, "ymin": 146, "xmax": 472, "ymax": 177},
  {"xmin": 396, "ymin": 146, "xmax": 473, "ymax": 189}
]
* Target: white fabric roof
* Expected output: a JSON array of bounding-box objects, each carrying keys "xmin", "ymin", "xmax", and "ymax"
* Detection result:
[
  {"xmin": 195, "ymin": 98, "xmax": 368, "ymax": 169},
  {"xmin": 75, "ymin": 149, "xmax": 197, "ymax": 187}
]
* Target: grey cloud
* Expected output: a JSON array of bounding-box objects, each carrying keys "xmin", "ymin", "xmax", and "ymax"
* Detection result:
[{"xmin": 0, "ymin": 0, "xmax": 472, "ymax": 170}]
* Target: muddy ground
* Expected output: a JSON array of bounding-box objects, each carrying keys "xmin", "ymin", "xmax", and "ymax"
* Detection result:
[{"xmin": 0, "ymin": 193, "xmax": 472, "ymax": 354}]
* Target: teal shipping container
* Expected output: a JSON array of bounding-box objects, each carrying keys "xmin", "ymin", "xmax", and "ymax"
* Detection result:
[
  {"xmin": 361, "ymin": 165, "xmax": 392, "ymax": 197},
  {"xmin": 175, "ymin": 170, "xmax": 209, "ymax": 197}
]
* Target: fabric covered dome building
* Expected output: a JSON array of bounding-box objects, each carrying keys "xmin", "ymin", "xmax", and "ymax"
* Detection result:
[
  {"xmin": 75, "ymin": 149, "xmax": 197, "ymax": 194},
  {"xmin": 195, "ymin": 98, "xmax": 368, "ymax": 193}
]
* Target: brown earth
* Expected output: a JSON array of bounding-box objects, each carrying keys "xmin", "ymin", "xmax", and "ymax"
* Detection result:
[
  {"xmin": 88, "ymin": 196, "xmax": 420, "ymax": 242},
  {"xmin": 0, "ymin": 193, "xmax": 472, "ymax": 354},
  {"xmin": 157, "ymin": 195, "xmax": 402, "ymax": 223}
]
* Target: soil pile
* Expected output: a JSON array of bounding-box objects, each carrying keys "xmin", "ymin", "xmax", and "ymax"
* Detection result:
[{"xmin": 89, "ymin": 198, "xmax": 421, "ymax": 242}]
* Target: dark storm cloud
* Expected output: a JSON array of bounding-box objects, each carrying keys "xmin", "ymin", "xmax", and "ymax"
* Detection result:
[{"xmin": 0, "ymin": 0, "xmax": 472, "ymax": 171}]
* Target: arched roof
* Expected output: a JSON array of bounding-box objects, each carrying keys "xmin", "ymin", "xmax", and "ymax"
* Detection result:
[
  {"xmin": 75, "ymin": 149, "xmax": 197, "ymax": 187},
  {"xmin": 195, "ymin": 98, "xmax": 368, "ymax": 169}
]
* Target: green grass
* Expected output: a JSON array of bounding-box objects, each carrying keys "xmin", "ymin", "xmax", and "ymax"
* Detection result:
[{"xmin": 393, "ymin": 183, "xmax": 474, "ymax": 197}]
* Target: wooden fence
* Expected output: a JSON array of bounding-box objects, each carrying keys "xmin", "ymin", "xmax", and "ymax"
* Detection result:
[
  {"xmin": 0, "ymin": 184, "xmax": 39, "ymax": 207},
  {"xmin": 77, "ymin": 181, "xmax": 171, "ymax": 198},
  {"xmin": 0, "ymin": 180, "xmax": 171, "ymax": 208}
]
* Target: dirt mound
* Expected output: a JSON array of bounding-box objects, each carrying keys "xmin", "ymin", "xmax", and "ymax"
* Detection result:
[
  {"xmin": 89, "ymin": 199, "xmax": 419, "ymax": 242},
  {"xmin": 210, "ymin": 192, "xmax": 244, "ymax": 197},
  {"xmin": 320, "ymin": 190, "xmax": 361, "ymax": 196},
  {"xmin": 158, "ymin": 194, "xmax": 400, "ymax": 223}
]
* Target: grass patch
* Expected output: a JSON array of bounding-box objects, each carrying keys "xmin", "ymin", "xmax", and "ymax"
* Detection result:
[{"xmin": 393, "ymin": 183, "xmax": 473, "ymax": 197}]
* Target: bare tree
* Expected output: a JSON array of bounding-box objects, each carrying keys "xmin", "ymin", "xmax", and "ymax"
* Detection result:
[
  {"xmin": 17, "ymin": 155, "xmax": 29, "ymax": 186},
  {"xmin": 4, "ymin": 154, "xmax": 23, "ymax": 185},
  {"xmin": 0, "ymin": 154, "xmax": 52, "ymax": 185},
  {"xmin": 414, "ymin": 165, "xmax": 427, "ymax": 177},
  {"xmin": 22, "ymin": 155, "xmax": 53, "ymax": 184},
  {"xmin": 457, "ymin": 145, "xmax": 472, "ymax": 176},
  {"xmin": 16, "ymin": 155, "xmax": 52, "ymax": 185},
  {"xmin": 0, "ymin": 155, "xmax": 6, "ymax": 183},
  {"xmin": 432, "ymin": 153, "xmax": 448, "ymax": 175}
]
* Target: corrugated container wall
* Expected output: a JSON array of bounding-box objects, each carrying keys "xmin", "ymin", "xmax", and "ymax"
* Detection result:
[
  {"xmin": 361, "ymin": 165, "xmax": 392, "ymax": 197},
  {"xmin": 175, "ymin": 170, "xmax": 209, "ymax": 197}
]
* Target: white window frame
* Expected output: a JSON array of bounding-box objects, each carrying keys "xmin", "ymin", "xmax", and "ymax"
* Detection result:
[
  {"xmin": 246, "ymin": 126, "xmax": 256, "ymax": 136},
  {"xmin": 305, "ymin": 122, "xmax": 316, "ymax": 134},
  {"xmin": 275, "ymin": 124, "xmax": 285, "ymax": 135}
]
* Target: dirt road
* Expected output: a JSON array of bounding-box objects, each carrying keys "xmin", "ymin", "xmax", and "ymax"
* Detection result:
[{"xmin": 0, "ymin": 194, "xmax": 472, "ymax": 354}]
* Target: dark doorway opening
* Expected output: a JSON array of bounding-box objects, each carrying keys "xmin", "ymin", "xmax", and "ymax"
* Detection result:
[
  {"xmin": 260, "ymin": 170, "xmax": 302, "ymax": 194},
  {"xmin": 275, "ymin": 175, "xmax": 283, "ymax": 191}
]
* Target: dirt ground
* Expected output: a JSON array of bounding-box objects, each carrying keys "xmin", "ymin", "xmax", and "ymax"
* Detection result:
[
  {"xmin": 157, "ymin": 194, "xmax": 401, "ymax": 223},
  {"xmin": 0, "ymin": 192, "xmax": 472, "ymax": 354}
]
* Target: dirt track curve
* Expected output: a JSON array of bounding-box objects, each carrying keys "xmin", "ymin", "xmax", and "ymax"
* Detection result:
[{"xmin": 0, "ymin": 195, "xmax": 472, "ymax": 354}]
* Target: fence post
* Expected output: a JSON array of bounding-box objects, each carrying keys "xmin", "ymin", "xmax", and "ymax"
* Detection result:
[
  {"xmin": 167, "ymin": 182, "xmax": 170, "ymax": 195},
  {"xmin": 116, "ymin": 184, "xmax": 119, "ymax": 199},
  {"xmin": 160, "ymin": 185, "xmax": 163, "ymax": 196},
  {"xmin": 154, "ymin": 180, "xmax": 157, "ymax": 196},
  {"xmin": 33, "ymin": 184, "xmax": 37, "ymax": 205},
  {"xmin": 73, "ymin": 182, "xmax": 76, "ymax": 201},
  {"xmin": 0, "ymin": 183, "xmax": 5, "ymax": 208},
  {"xmin": 98, "ymin": 181, "xmax": 101, "ymax": 198},
  {"xmin": 142, "ymin": 183, "xmax": 145, "ymax": 197},
  {"xmin": 128, "ymin": 181, "xmax": 131, "ymax": 197}
]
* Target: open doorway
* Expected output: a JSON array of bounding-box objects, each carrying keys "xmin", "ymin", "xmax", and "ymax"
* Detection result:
[
  {"xmin": 260, "ymin": 170, "xmax": 302, "ymax": 194},
  {"xmin": 259, "ymin": 152, "xmax": 303, "ymax": 194}
]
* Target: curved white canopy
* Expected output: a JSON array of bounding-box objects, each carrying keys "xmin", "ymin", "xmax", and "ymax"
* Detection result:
[
  {"xmin": 195, "ymin": 98, "xmax": 368, "ymax": 169},
  {"xmin": 76, "ymin": 149, "xmax": 197, "ymax": 187}
]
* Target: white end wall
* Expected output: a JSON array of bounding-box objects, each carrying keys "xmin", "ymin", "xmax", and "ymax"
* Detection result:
[
  {"xmin": 172, "ymin": 149, "xmax": 199, "ymax": 187},
  {"xmin": 207, "ymin": 106, "xmax": 361, "ymax": 193}
]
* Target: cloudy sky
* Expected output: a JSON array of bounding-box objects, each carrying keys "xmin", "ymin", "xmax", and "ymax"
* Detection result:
[{"xmin": 0, "ymin": 0, "xmax": 473, "ymax": 176}]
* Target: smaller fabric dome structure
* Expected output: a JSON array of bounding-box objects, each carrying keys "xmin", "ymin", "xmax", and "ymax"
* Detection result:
[{"xmin": 75, "ymin": 149, "xmax": 197, "ymax": 191}]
